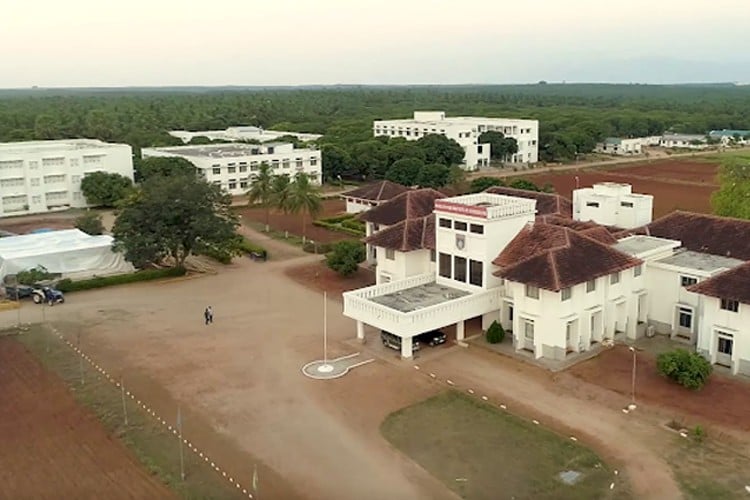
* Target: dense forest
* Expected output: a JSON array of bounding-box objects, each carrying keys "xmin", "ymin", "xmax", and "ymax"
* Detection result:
[{"xmin": 2, "ymin": 84, "xmax": 750, "ymax": 180}]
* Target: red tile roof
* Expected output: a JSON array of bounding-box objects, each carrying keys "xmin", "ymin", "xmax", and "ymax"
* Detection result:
[
  {"xmin": 485, "ymin": 187, "xmax": 573, "ymax": 217},
  {"xmin": 342, "ymin": 180, "xmax": 409, "ymax": 202},
  {"xmin": 364, "ymin": 215, "xmax": 435, "ymax": 252},
  {"xmin": 492, "ymin": 224, "xmax": 641, "ymax": 291},
  {"xmin": 358, "ymin": 188, "xmax": 445, "ymax": 226},
  {"xmin": 614, "ymin": 211, "xmax": 750, "ymax": 260},
  {"xmin": 688, "ymin": 261, "xmax": 750, "ymax": 305},
  {"xmin": 535, "ymin": 215, "xmax": 618, "ymax": 244}
]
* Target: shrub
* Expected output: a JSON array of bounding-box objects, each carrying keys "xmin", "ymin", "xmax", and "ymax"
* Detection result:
[
  {"xmin": 691, "ymin": 424, "xmax": 706, "ymax": 443},
  {"xmin": 197, "ymin": 236, "xmax": 268, "ymax": 264},
  {"xmin": 303, "ymin": 241, "xmax": 334, "ymax": 254},
  {"xmin": 486, "ymin": 320, "xmax": 505, "ymax": 344},
  {"xmin": 75, "ymin": 212, "xmax": 105, "ymax": 235},
  {"xmin": 656, "ymin": 349, "xmax": 712, "ymax": 390},
  {"xmin": 56, "ymin": 267, "xmax": 186, "ymax": 293},
  {"xmin": 325, "ymin": 240, "xmax": 366, "ymax": 276},
  {"xmin": 15, "ymin": 266, "xmax": 57, "ymax": 285}
]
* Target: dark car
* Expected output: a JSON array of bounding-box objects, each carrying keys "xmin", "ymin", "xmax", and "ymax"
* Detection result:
[
  {"xmin": 380, "ymin": 330, "xmax": 421, "ymax": 352},
  {"xmin": 4, "ymin": 284, "xmax": 34, "ymax": 300},
  {"xmin": 415, "ymin": 329, "xmax": 447, "ymax": 347}
]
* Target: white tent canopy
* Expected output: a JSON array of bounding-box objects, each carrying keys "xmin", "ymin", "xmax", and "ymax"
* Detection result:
[{"xmin": 0, "ymin": 229, "xmax": 134, "ymax": 281}]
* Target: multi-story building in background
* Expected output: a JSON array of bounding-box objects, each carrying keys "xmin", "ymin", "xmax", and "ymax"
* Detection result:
[
  {"xmin": 0, "ymin": 139, "xmax": 134, "ymax": 216},
  {"xmin": 142, "ymin": 142, "xmax": 322, "ymax": 196},
  {"xmin": 373, "ymin": 111, "xmax": 539, "ymax": 170},
  {"xmin": 168, "ymin": 126, "xmax": 322, "ymax": 144}
]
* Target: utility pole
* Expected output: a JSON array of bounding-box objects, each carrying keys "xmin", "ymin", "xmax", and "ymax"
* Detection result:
[
  {"xmin": 178, "ymin": 407, "xmax": 185, "ymax": 481},
  {"xmin": 121, "ymin": 377, "xmax": 128, "ymax": 426}
]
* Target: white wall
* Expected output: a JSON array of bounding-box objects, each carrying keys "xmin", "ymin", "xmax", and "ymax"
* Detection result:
[
  {"xmin": 345, "ymin": 198, "xmax": 374, "ymax": 214},
  {"xmin": 695, "ymin": 297, "xmax": 750, "ymax": 376},
  {"xmin": 0, "ymin": 140, "xmax": 134, "ymax": 216},
  {"xmin": 375, "ymin": 248, "xmax": 433, "ymax": 284},
  {"xmin": 573, "ymin": 183, "xmax": 653, "ymax": 229}
]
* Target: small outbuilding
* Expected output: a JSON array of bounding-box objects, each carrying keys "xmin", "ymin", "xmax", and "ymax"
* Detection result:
[
  {"xmin": 341, "ymin": 180, "xmax": 409, "ymax": 214},
  {"xmin": 0, "ymin": 229, "xmax": 134, "ymax": 281}
]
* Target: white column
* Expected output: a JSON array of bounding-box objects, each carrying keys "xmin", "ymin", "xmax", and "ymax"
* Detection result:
[
  {"xmin": 401, "ymin": 337, "xmax": 413, "ymax": 359},
  {"xmin": 456, "ymin": 321, "xmax": 465, "ymax": 341},
  {"xmin": 356, "ymin": 321, "xmax": 364, "ymax": 341}
]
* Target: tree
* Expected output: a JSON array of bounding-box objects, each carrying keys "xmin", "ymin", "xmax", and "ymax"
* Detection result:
[
  {"xmin": 469, "ymin": 176, "xmax": 506, "ymax": 193},
  {"xmin": 711, "ymin": 157, "xmax": 750, "ymax": 219},
  {"xmin": 285, "ymin": 172, "xmax": 321, "ymax": 243},
  {"xmin": 657, "ymin": 349, "xmax": 712, "ymax": 390},
  {"xmin": 385, "ymin": 158, "xmax": 424, "ymax": 186},
  {"xmin": 486, "ymin": 321, "xmax": 505, "ymax": 344},
  {"xmin": 350, "ymin": 140, "xmax": 389, "ymax": 179},
  {"xmin": 321, "ymin": 145, "xmax": 351, "ymax": 181},
  {"xmin": 138, "ymin": 157, "xmax": 197, "ymax": 181},
  {"xmin": 15, "ymin": 266, "xmax": 55, "ymax": 286},
  {"xmin": 416, "ymin": 134, "xmax": 465, "ymax": 166},
  {"xmin": 271, "ymin": 173, "xmax": 292, "ymax": 213},
  {"xmin": 112, "ymin": 175, "xmax": 238, "ymax": 268},
  {"xmin": 247, "ymin": 162, "xmax": 274, "ymax": 231},
  {"xmin": 325, "ymin": 240, "xmax": 366, "ymax": 277},
  {"xmin": 75, "ymin": 212, "xmax": 105, "ymax": 235},
  {"xmin": 416, "ymin": 163, "xmax": 451, "ymax": 188},
  {"xmin": 80, "ymin": 171, "xmax": 133, "ymax": 207},
  {"xmin": 478, "ymin": 131, "xmax": 518, "ymax": 161},
  {"xmin": 509, "ymin": 179, "xmax": 541, "ymax": 192}
]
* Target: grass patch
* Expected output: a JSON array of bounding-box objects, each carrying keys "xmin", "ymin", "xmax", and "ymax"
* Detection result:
[
  {"xmin": 242, "ymin": 221, "xmax": 332, "ymax": 254},
  {"xmin": 56, "ymin": 267, "xmax": 187, "ymax": 292},
  {"xmin": 381, "ymin": 390, "xmax": 628, "ymax": 500},
  {"xmin": 15, "ymin": 324, "xmax": 243, "ymax": 499},
  {"xmin": 666, "ymin": 434, "xmax": 750, "ymax": 499}
]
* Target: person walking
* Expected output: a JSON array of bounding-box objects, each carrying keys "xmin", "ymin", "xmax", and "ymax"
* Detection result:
[
  {"xmin": 204, "ymin": 307, "xmax": 211, "ymax": 325},
  {"xmin": 207, "ymin": 306, "xmax": 214, "ymax": 324}
]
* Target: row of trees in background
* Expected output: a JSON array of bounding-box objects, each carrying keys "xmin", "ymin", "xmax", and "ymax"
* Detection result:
[
  {"xmin": 3, "ymin": 84, "xmax": 750, "ymax": 177},
  {"xmin": 247, "ymin": 163, "xmax": 322, "ymax": 242},
  {"xmin": 468, "ymin": 176, "xmax": 552, "ymax": 194},
  {"xmin": 711, "ymin": 155, "xmax": 750, "ymax": 220}
]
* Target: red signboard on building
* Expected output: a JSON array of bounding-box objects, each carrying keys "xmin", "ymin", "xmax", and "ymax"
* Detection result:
[{"xmin": 434, "ymin": 200, "xmax": 488, "ymax": 218}]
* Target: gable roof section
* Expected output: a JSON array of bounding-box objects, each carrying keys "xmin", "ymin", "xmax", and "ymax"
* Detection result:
[
  {"xmin": 616, "ymin": 211, "xmax": 750, "ymax": 260},
  {"xmin": 342, "ymin": 180, "xmax": 409, "ymax": 202},
  {"xmin": 535, "ymin": 215, "xmax": 618, "ymax": 244},
  {"xmin": 358, "ymin": 188, "xmax": 445, "ymax": 226},
  {"xmin": 485, "ymin": 186, "xmax": 572, "ymax": 217},
  {"xmin": 688, "ymin": 261, "xmax": 750, "ymax": 305},
  {"xmin": 364, "ymin": 215, "xmax": 435, "ymax": 252},
  {"xmin": 492, "ymin": 224, "xmax": 641, "ymax": 291}
]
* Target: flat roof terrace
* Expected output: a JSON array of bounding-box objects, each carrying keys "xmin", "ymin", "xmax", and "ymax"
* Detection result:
[
  {"xmin": 148, "ymin": 143, "xmax": 307, "ymax": 158},
  {"xmin": 656, "ymin": 250, "xmax": 744, "ymax": 274},
  {"xmin": 435, "ymin": 193, "xmax": 536, "ymax": 220},
  {"xmin": 613, "ymin": 235, "xmax": 680, "ymax": 257},
  {"xmin": 369, "ymin": 282, "xmax": 470, "ymax": 313}
]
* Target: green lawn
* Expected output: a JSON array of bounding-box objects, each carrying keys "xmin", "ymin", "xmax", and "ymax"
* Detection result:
[
  {"xmin": 381, "ymin": 391, "xmax": 629, "ymax": 500},
  {"xmin": 14, "ymin": 324, "xmax": 244, "ymax": 500}
]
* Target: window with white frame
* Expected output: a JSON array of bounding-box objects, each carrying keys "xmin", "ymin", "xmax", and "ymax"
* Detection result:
[
  {"xmin": 586, "ymin": 279, "xmax": 596, "ymax": 293},
  {"xmin": 720, "ymin": 299, "xmax": 739, "ymax": 312},
  {"xmin": 634, "ymin": 265, "xmax": 642, "ymax": 277},
  {"xmin": 454, "ymin": 256, "xmax": 467, "ymax": 282},
  {"xmin": 439, "ymin": 218, "xmax": 451, "ymax": 228},
  {"xmin": 610, "ymin": 272, "xmax": 620, "ymax": 284},
  {"xmin": 677, "ymin": 306, "xmax": 693, "ymax": 330},
  {"xmin": 525, "ymin": 284, "xmax": 539, "ymax": 299},
  {"xmin": 561, "ymin": 287, "xmax": 572, "ymax": 301},
  {"xmin": 310, "ymin": 157, "xmax": 318, "ymax": 166},
  {"xmin": 524, "ymin": 320, "xmax": 534, "ymax": 340},
  {"xmin": 680, "ymin": 275, "xmax": 697, "ymax": 287},
  {"xmin": 228, "ymin": 180, "xmax": 237, "ymax": 190},
  {"xmin": 469, "ymin": 260, "xmax": 483, "ymax": 286},
  {"xmin": 212, "ymin": 167, "xmax": 221, "ymax": 175},
  {"xmin": 439, "ymin": 253, "xmax": 451, "ymax": 278},
  {"xmin": 385, "ymin": 248, "xmax": 395, "ymax": 260}
]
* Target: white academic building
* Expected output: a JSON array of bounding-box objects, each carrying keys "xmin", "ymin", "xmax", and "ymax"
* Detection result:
[
  {"xmin": 169, "ymin": 126, "xmax": 322, "ymax": 144},
  {"xmin": 0, "ymin": 139, "xmax": 134, "ymax": 217},
  {"xmin": 142, "ymin": 142, "xmax": 322, "ymax": 196},
  {"xmin": 594, "ymin": 137, "xmax": 643, "ymax": 156},
  {"xmin": 373, "ymin": 111, "xmax": 539, "ymax": 170},
  {"xmin": 660, "ymin": 133, "xmax": 709, "ymax": 149},
  {"xmin": 342, "ymin": 181, "xmax": 750, "ymax": 377}
]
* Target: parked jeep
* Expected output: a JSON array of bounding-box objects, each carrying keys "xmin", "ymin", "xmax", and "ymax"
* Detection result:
[{"xmin": 414, "ymin": 329, "xmax": 447, "ymax": 347}]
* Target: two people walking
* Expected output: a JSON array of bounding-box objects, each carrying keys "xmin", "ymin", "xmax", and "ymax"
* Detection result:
[{"xmin": 204, "ymin": 306, "xmax": 214, "ymax": 325}]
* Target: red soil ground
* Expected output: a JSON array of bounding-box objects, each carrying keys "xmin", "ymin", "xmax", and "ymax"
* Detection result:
[
  {"xmin": 235, "ymin": 199, "xmax": 351, "ymax": 244},
  {"xmin": 0, "ymin": 337, "xmax": 173, "ymax": 499},
  {"xmin": 284, "ymin": 259, "xmax": 376, "ymax": 298},
  {"xmin": 525, "ymin": 166, "xmax": 717, "ymax": 218},
  {"xmin": 0, "ymin": 217, "xmax": 75, "ymax": 235},
  {"xmin": 569, "ymin": 345, "xmax": 750, "ymax": 432},
  {"xmin": 604, "ymin": 160, "xmax": 720, "ymax": 184}
]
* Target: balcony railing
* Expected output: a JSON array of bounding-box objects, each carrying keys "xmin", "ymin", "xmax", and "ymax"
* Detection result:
[{"xmin": 343, "ymin": 274, "xmax": 502, "ymax": 336}]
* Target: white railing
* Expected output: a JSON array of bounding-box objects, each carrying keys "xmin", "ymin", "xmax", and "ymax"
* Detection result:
[
  {"xmin": 343, "ymin": 279, "xmax": 503, "ymax": 337},
  {"xmin": 344, "ymin": 273, "xmax": 434, "ymax": 300}
]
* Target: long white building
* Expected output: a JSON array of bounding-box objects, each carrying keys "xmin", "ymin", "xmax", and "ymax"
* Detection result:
[
  {"xmin": 343, "ymin": 182, "xmax": 750, "ymax": 377},
  {"xmin": 373, "ymin": 111, "xmax": 539, "ymax": 170},
  {"xmin": 169, "ymin": 126, "xmax": 322, "ymax": 144},
  {"xmin": 142, "ymin": 142, "xmax": 322, "ymax": 196},
  {"xmin": 0, "ymin": 139, "xmax": 134, "ymax": 217}
]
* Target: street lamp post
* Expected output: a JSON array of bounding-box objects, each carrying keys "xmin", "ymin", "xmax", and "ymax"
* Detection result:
[{"xmin": 629, "ymin": 346, "xmax": 637, "ymax": 410}]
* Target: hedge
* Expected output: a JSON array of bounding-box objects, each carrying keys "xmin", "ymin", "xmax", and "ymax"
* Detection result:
[
  {"xmin": 56, "ymin": 267, "xmax": 187, "ymax": 292},
  {"xmin": 198, "ymin": 238, "xmax": 269, "ymax": 264},
  {"xmin": 302, "ymin": 241, "xmax": 334, "ymax": 254}
]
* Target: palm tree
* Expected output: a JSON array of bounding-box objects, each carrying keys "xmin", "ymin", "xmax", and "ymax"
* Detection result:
[
  {"xmin": 286, "ymin": 172, "xmax": 322, "ymax": 244},
  {"xmin": 246, "ymin": 162, "xmax": 274, "ymax": 232},
  {"xmin": 270, "ymin": 174, "xmax": 292, "ymax": 213}
]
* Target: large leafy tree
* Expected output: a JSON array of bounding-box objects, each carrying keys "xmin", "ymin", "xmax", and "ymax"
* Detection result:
[
  {"xmin": 712, "ymin": 158, "xmax": 750, "ymax": 219},
  {"xmin": 321, "ymin": 145, "xmax": 351, "ymax": 181},
  {"xmin": 416, "ymin": 163, "xmax": 451, "ymax": 188},
  {"xmin": 325, "ymin": 240, "xmax": 366, "ymax": 277},
  {"xmin": 478, "ymin": 131, "xmax": 519, "ymax": 161},
  {"xmin": 138, "ymin": 156, "xmax": 197, "ymax": 181},
  {"xmin": 509, "ymin": 179, "xmax": 541, "ymax": 192},
  {"xmin": 469, "ymin": 176, "xmax": 506, "ymax": 193},
  {"xmin": 416, "ymin": 134, "xmax": 465, "ymax": 166},
  {"xmin": 112, "ymin": 175, "xmax": 238, "ymax": 268},
  {"xmin": 247, "ymin": 162, "xmax": 274, "ymax": 232},
  {"xmin": 80, "ymin": 171, "xmax": 133, "ymax": 207},
  {"xmin": 385, "ymin": 158, "xmax": 424, "ymax": 186},
  {"xmin": 286, "ymin": 172, "xmax": 321, "ymax": 244},
  {"xmin": 74, "ymin": 212, "xmax": 105, "ymax": 235}
]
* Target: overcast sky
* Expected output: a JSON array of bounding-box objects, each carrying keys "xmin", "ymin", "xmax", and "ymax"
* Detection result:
[{"xmin": 2, "ymin": 0, "xmax": 749, "ymax": 88}]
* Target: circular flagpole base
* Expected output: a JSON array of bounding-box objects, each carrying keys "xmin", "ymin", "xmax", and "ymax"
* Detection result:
[{"xmin": 316, "ymin": 364, "xmax": 334, "ymax": 373}]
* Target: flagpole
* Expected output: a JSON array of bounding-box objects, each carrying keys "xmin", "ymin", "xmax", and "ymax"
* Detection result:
[
  {"xmin": 252, "ymin": 463, "xmax": 258, "ymax": 497},
  {"xmin": 323, "ymin": 291, "xmax": 327, "ymax": 367}
]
